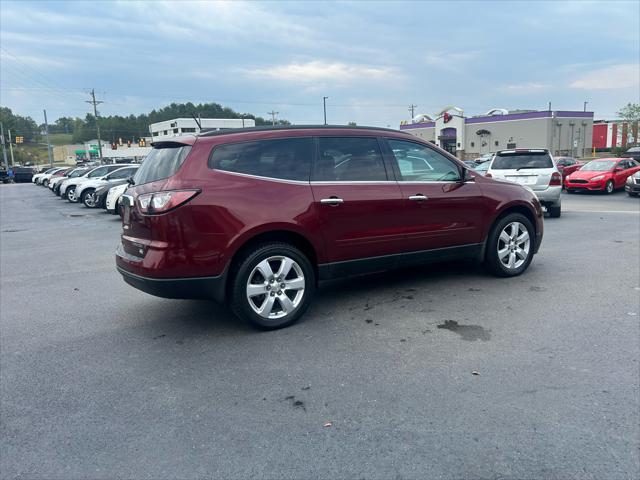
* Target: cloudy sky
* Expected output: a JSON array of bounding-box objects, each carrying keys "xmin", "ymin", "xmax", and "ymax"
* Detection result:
[{"xmin": 1, "ymin": 0, "xmax": 638, "ymax": 126}]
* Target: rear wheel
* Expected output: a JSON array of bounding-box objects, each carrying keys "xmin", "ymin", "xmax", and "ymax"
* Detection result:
[
  {"xmin": 231, "ymin": 242, "xmax": 315, "ymax": 330},
  {"xmin": 484, "ymin": 213, "xmax": 535, "ymax": 277},
  {"xmin": 566, "ymin": 189, "xmax": 575, "ymax": 194},
  {"xmin": 605, "ymin": 180, "xmax": 614, "ymax": 194},
  {"xmin": 43, "ymin": 179, "xmax": 49, "ymax": 187},
  {"xmin": 82, "ymin": 188, "xmax": 96, "ymax": 208},
  {"xmin": 548, "ymin": 204, "xmax": 561, "ymax": 218}
]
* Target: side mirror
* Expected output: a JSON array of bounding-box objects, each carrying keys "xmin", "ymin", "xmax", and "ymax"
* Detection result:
[
  {"xmin": 463, "ymin": 169, "xmax": 475, "ymax": 182},
  {"xmin": 126, "ymin": 176, "xmax": 135, "ymax": 185}
]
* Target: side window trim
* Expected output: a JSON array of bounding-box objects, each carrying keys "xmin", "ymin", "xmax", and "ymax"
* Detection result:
[
  {"xmin": 381, "ymin": 137, "xmax": 463, "ymax": 183},
  {"xmin": 310, "ymin": 135, "xmax": 392, "ymax": 183}
]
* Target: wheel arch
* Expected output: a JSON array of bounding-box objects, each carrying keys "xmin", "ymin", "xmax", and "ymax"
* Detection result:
[{"xmin": 481, "ymin": 201, "xmax": 539, "ymax": 260}]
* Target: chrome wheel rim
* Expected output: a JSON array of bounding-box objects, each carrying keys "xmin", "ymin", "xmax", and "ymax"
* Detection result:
[
  {"xmin": 606, "ymin": 181, "xmax": 613, "ymax": 193},
  {"xmin": 85, "ymin": 193, "xmax": 95, "ymax": 207},
  {"xmin": 67, "ymin": 189, "xmax": 76, "ymax": 201},
  {"xmin": 246, "ymin": 255, "xmax": 305, "ymax": 320},
  {"xmin": 497, "ymin": 222, "xmax": 530, "ymax": 270}
]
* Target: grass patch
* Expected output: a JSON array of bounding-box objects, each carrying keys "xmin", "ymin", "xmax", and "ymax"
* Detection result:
[{"xmin": 48, "ymin": 133, "xmax": 73, "ymax": 146}]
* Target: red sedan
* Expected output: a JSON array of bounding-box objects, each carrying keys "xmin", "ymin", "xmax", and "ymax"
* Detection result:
[
  {"xmin": 555, "ymin": 156, "xmax": 583, "ymax": 185},
  {"xmin": 565, "ymin": 158, "xmax": 640, "ymax": 194}
]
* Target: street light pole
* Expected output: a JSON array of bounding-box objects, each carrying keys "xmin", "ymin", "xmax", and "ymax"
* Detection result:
[
  {"xmin": 43, "ymin": 109, "xmax": 53, "ymax": 167},
  {"xmin": 323, "ymin": 97, "xmax": 328, "ymax": 125},
  {"xmin": 583, "ymin": 101, "xmax": 588, "ymax": 112}
]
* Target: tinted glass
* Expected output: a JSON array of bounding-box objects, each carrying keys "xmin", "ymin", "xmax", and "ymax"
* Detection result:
[
  {"xmin": 388, "ymin": 139, "xmax": 460, "ymax": 181},
  {"xmin": 69, "ymin": 169, "xmax": 88, "ymax": 178},
  {"xmin": 492, "ymin": 152, "xmax": 553, "ymax": 170},
  {"xmin": 108, "ymin": 167, "xmax": 136, "ymax": 180},
  {"xmin": 134, "ymin": 146, "xmax": 191, "ymax": 185},
  {"xmin": 210, "ymin": 138, "xmax": 312, "ymax": 181},
  {"xmin": 88, "ymin": 166, "xmax": 109, "ymax": 178},
  {"xmin": 314, "ymin": 137, "xmax": 386, "ymax": 181}
]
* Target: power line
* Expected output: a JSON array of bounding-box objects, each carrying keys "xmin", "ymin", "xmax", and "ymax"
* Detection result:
[
  {"xmin": 408, "ymin": 104, "xmax": 417, "ymax": 119},
  {"xmin": 85, "ymin": 89, "xmax": 104, "ymax": 158},
  {"xmin": 267, "ymin": 111, "xmax": 279, "ymax": 125}
]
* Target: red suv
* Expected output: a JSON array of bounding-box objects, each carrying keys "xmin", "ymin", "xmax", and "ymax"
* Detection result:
[{"xmin": 117, "ymin": 126, "xmax": 543, "ymax": 329}]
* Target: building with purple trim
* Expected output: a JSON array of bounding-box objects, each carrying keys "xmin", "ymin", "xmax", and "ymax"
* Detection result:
[{"xmin": 400, "ymin": 107, "xmax": 593, "ymax": 159}]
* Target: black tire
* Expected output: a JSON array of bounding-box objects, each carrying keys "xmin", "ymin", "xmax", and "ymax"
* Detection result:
[
  {"xmin": 484, "ymin": 213, "xmax": 535, "ymax": 277},
  {"xmin": 230, "ymin": 242, "xmax": 315, "ymax": 330},
  {"xmin": 605, "ymin": 180, "xmax": 614, "ymax": 194},
  {"xmin": 81, "ymin": 188, "xmax": 96, "ymax": 208},
  {"xmin": 628, "ymin": 192, "xmax": 638, "ymax": 197},
  {"xmin": 567, "ymin": 189, "xmax": 575, "ymax": 194},
  {"xmin": 548, "ymin": 204, "xmax": 561, "ymax": 218}
]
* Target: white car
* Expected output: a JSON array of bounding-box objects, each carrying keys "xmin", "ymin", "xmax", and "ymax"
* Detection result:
[
  {"xmin": 49, "ymin": 167, "xmax": 88, "ymax": 192},
  {"xmin": 106, "ymin": 183, "xmax": 129, "ymax": 215},
  {"xmin": 486, "ymin": 148, "xmax": 562, "ymax": 218},
  {"xmin": 60, "ymin": 164, "xmax": 133, "ymax": 202},
  {"xmin": 75, "ymin": 165, "xmax": 138, "ymax": 208},
  {"xmin": 33, "ymin": 167, "xmax": 65, "ymax": 186}
]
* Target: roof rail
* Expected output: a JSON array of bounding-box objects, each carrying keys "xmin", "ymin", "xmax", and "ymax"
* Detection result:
[{"xmin": 197, "ymin": 124, "xmax": 404, "ymax": 137}]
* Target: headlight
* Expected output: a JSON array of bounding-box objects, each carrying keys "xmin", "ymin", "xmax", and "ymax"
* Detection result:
[
  {"xmin": 628, "ymin": 176, "xmax": 634, "ymax": 184},
  {"xmin": 590, "ymin": 175, "xmax": 605, "ymax": 182}
]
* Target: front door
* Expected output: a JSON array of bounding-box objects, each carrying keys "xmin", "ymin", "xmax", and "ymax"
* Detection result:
[
  {"xmin": 383, "ymin": 138, "xmax": 485, "ymax": 252},
  {"xmin": 310, "ymin": 136, "xmax": 406, "ymax": 274}
]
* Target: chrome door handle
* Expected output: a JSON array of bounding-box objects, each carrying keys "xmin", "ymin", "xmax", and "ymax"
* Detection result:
[
  {"xmin": 320, "ymin": 197, "xmax": 344, "ymax": 205},
  {"xmin": 408, "ymin": 194, "xmax": 428, "ymax": 201}
]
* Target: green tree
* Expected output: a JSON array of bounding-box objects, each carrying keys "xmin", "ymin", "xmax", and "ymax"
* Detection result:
[
  {"xmin": 617, "ymin": 103, "xmax": 640, "ymax": 146},
  {"xmin": 0, "ymin": 106, "xmax": 40, "ymax": 143}
]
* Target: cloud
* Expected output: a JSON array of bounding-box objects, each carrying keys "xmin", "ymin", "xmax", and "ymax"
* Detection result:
[
  {"xmin": 242, "ymin": 61, "xmax": 400, "ymax": 84},
  {"xmin": 569, "ymin": 64, "xmax": 640, "ymax": 90},
  {"xmin": 505, "ymin": 82, "xmax": 550, "ymax": 91}
]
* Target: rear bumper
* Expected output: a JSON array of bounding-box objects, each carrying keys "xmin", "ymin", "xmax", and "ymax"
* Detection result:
[
  {"xmin": 117, "ymin": 266, "xmax": 226, "ymax": 302},
  {"xmin": 532, "ymin": 186, "xmax": 561, "ymax": 205},
  {"xmin": 115, "ymin": 243, "xmax": 227, "ymax": 302}
]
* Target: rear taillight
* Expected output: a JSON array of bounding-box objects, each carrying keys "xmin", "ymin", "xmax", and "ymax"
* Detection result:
[
  {"xmin": 137, "ymin": 189, "xmax": 199, "ymax": 215},
  {"xmin": 485, "ymin": 173, "xmax": 492, "ymax": 178},
  {"xmin": 549, "ymin": 172, "xmax": 562, "ymax": 186}
]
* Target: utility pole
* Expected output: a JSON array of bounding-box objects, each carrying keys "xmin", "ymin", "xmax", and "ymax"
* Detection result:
[
  {"xmin": 7, "ymin": 129, "xmax": 15, "ymax": 165},
  {"xmin": 85, "ymin": 89, "xmax": 104, "ymax": 160},
  {"xmin": 583, "ymin": 101, "xmax": 588, "ymax": 112},
  {"xmin": 0, "ymin": 122, "xmax": 8, "ymax": 170},
  {"xmin": 323, "ymin": 97, "xmax": 328, "ymax": 125},
  {"xmin": 43, "ymin": 109, "xmax": 53, "ymax": 167},
  {"xmin": 268, "ymin": 110, "xmax": 278, "ymax": 126},
  {"xmin": 408, "ymin": 104, "xmax": 417, "ymax": 119},
  {"xmin": 548, "ymin": 102, "xmax": 551, "ymax": 111}
]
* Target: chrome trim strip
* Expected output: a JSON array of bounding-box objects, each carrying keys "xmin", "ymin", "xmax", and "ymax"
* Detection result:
[{"xmin": 213, "ymin": 169, "xmax": 310, "ymax": 185}]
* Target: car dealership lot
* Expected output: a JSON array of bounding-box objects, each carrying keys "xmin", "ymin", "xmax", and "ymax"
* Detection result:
[{"xmin": 1, "ymin": 184, "xmax": 638, "ymax": 479}]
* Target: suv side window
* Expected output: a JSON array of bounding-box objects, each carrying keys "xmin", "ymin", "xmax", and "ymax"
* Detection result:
[
  {"xmin": 387, "ymin": 139, "xmax": 461, "ymax": 181},
  {"xmin": 313, "ymin": 137, "xmax": 387, "ymax": 181},
  {"xmin": 108, "ymin": 168, "xmax": 135, "ymax": 180},
  {"xmin": 88, "ymin": 167, "xmax": 108, "ymax": 178},
  {"xmin": 210, "ymin": 138, "xmax": 312, "ymax": 181}
]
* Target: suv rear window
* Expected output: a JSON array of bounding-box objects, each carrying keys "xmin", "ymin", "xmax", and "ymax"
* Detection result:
[
  {"xmin": 492, "ymin": 152, "xmax": 553, "ymax": 170},
  {"xmin": 134, "ymin": 145, "xmax": 191, "ymax": 185},
  {"xmin": 209, "ymin": 138, "xmax": 312, "ymax": 181}
]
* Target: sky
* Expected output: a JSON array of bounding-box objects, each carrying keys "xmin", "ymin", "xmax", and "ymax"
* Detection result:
[{"xmin": 1, "ymin": 0, "xmax": 639, "ymax": 127}]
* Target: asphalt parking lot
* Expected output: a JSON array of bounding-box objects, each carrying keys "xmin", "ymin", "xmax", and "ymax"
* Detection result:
[{"xmin": 1, "ymin": 184, "xmax": 639, "ymax": 479}]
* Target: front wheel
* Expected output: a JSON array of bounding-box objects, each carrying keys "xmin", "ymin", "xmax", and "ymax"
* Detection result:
[
  {"xmin": 231, "ymin": 242, "xmax": 315, "ymax": 330},
  {"xmin": 82, "ymin": 189, "xmax": 97, "ymax": 208},
  {"xmin": 484, "ymin": 213, "xmax": 535, "ymax": 277},
  {"xmin": 548, "ymin": 204, "xmax": 561, "ymax": 218},
  {"xmin": 66, "ymin": 187, "xmax": 77, "ymax": 202},
  {"xmin": 605, "ymin": 180, "xmax": 614, "ymax": 194}
]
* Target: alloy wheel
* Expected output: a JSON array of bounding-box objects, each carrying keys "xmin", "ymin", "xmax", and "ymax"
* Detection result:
[
  {"xmin": 84, "ymin": 192, "xmax": 96, "ymax": 208},
  {"xmin": 67, "ymin": 188, "xmax": 76, "ymax": 202},
  {"xmin": 246, "ymin": 255, "xmax": 305, "ymax": 320},
  {"xmin": 497, "ymin": 221, "xmax": 530, "ymax": 270}
]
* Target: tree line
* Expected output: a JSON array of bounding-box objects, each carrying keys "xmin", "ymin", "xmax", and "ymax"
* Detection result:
[{"xmin": 0, "ymin": 102, "xmax": 290, "ymax": 145}]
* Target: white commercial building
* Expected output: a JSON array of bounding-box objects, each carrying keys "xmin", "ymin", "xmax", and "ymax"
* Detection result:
[{"xmin": 149, "ymin": 118, "xmax": 256, "ymax": 141}]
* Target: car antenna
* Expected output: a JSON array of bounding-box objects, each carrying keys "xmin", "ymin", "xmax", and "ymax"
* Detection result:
[{"xmin": 191, "ymin": 113, "xmax": 202, "ymax": 133}]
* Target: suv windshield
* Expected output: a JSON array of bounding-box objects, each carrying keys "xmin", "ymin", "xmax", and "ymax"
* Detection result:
[
  {"xmin": 492, "ymin": 152, "xmax": 553, "ymax": 170},
  {"xmin": 133, "ymin": 145, "xmax": 191, "ymax": 185},
  {"xmin": 580, "ymin": 160, "xmax": 617, "ymax": 171}
]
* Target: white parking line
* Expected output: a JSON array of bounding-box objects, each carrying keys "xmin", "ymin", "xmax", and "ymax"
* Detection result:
[{"xmin": 563, "ymin": 209, "xmax": 640, "ymax": 214}]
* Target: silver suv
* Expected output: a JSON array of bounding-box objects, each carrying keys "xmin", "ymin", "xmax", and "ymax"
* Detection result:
[{"xmin": 487, "ymin": 149, "xmax": 562, "ymax": 218}]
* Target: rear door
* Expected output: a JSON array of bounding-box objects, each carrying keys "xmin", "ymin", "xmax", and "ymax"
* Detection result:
[
  {"xmin": 491, "ymin": 150, "xmax": 555, "ymax": 192},
  {"xmin": 310, "ymin": 136, "xmax": 406, "ymax": 268},
  {"xmin": 383, "ymin": 138, "xmax": 485, "ymax": 251}
]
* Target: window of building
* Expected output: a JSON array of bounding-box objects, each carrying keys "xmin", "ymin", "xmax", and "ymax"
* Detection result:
[
  {"xmin": 163, "ymin": 130, "xmax": 168, "ymax": 135},
  {"xmin": 387, "ymin": 139, "xmax": 460, "ymax": 182},
  {"xmin": 152, "ymin": 132, "xmax": 159, "ymax": 137},
  {"xmin": 173, "ymin": 128, "xmax": 179, "ymax": 133},
  {"xmin": 507, "ymin": 142, "xmax": 516, "ymax": 148},
  {"xmin": 313, "ymin": 137, "xmax": 387, "ymax": 182},
  {"xmin": 209, "ymin": 138, "xmax": 313, "ymax": 182},
  {"xmin": 181, "ymin": 128, "xmax": 196, "ymax": 133},
  {"xmin": 470, "ymin": 142, "xmax": 475, "ymax": 147},
  {"xmin": 494, "ymin": 140, "xmax": 499, "ymax": 146}
]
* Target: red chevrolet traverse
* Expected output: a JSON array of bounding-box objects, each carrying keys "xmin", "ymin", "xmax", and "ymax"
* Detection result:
[{"xmin": 117, "ymin": 126, "xmax": 543, "ymax": 329}]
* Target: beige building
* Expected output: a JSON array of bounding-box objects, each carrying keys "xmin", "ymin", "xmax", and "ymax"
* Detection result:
[{"xmin": 400, "ymin": 107, "xmax": 593, "ymax": 159}]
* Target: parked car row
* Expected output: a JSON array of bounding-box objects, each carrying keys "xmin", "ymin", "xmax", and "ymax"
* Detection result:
[
  {"xmin": 470, "ymin": 152, "xmax": 640, "ymax": 199},
  {"xmin": 33, "ymin": 163, "xmax": 137, "ymax": 213}
]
